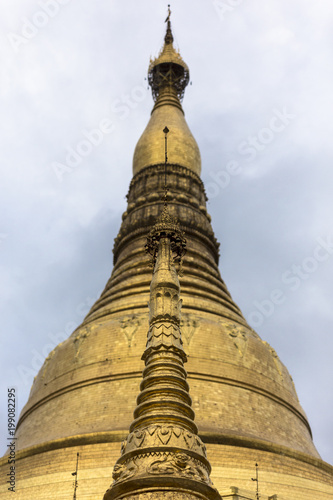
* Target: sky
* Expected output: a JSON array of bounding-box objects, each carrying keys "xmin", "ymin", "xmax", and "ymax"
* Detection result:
[{"xmin": 1, "ymin": 0, "xmax": 333, "ymax": 466}]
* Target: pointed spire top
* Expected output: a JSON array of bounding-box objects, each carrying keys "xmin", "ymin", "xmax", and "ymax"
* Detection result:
[
  {"xmin": 164, "ymin": 5, "xmax": 174, "ymax": 44},
  {"xmin": 148, "ymin": 6, "xmax": 189, "ymax": 103}
]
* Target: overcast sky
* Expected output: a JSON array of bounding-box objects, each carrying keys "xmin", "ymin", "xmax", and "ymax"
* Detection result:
[{"xmin": 1, "ymin": 0, "xmax": 333, "ymax": 465}]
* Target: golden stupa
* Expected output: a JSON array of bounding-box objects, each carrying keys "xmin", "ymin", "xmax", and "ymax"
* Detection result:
[{"xmin": 1, "ymin": 9, "xmax": 332, "ymax": 500}]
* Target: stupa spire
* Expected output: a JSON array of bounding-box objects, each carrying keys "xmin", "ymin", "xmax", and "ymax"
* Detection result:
[
  {"xmin": 164, "ymin": 5, "xmax": 173, "ymax": 44},
  {"xmin": 104, "ymin": 186, "xmax": 221, "ymax": 500},
  {"xmin": 148, "ymin": 6, "xmax": 189, "ymax": 105},
  {"xmin": 133, "ymin": 8, "xmax": 201, "ymax": 176},
  {"xmin": 5, "ymin": 9, "xmax": 330, "ymax": 500}
]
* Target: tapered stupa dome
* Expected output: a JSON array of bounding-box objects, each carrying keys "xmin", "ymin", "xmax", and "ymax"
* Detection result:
[
  {"xmin": 1, "ymin": 7, "xmax": 332, "ymax": 500},
  {"xmin": 133, "ymin": 13, "xmax": 201, "ymax": 176}
]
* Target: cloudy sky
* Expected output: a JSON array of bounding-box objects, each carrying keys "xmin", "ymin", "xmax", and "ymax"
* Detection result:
[{"xmin": 1, "ymin": 0, "xmax": 333, "ymax": 465}]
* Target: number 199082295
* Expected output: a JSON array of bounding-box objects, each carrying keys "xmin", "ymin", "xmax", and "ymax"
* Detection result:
[{"xmin": 7, "ymin": 388, "xmax": 16, "ymax": 437}]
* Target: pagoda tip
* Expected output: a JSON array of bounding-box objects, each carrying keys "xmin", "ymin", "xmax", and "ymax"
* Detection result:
[
  {"xmin": 164, "ymin": 5, "xmax": 173, "ymax": 44},
  {"xmin": 165, "ymin": 5, "xmax": 171, "ymax": 23}
]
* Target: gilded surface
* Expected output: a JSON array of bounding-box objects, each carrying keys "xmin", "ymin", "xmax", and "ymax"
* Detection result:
[
  {"xmin": 104, "ymin": 219, "xmax": 220, "ymax": 499},
  {"xmin": 148, "ymin": 12, "xmax": 189, "ymax": 103},
  {"xmin": 132, "ymin": 101, "xmax": 202, "ymax": 176},
  {"xmin": 2, "ymin": 9, "xmax": 333, "ymax": 500},
  {"xmin": 121, "ymin": 426, "xmax": 207, "ymax": 457},
  {"xmin": 133, "ymin": 11, "xmax": 201, "ymax": 177}
]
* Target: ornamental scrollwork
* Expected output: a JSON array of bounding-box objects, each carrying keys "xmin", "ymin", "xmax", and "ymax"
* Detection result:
[
  {"xmin": 112, "ymin": 462, "xmax": 137, "ymax": 483},
  {"xmin": 147, "ymin": 452, "xmax": 207, "ymax": 483},
  {"xmin": 122, "ymin": 425, "xmax": 207, "ymax": 457}
]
